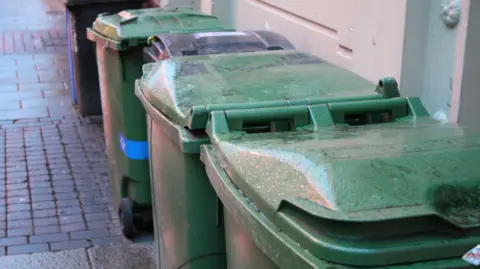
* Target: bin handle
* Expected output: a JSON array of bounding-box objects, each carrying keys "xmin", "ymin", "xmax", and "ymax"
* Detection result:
[
  {"xmin": 375, "ymin": 77, "xmax": 400, "ymax": 99},
  {"xmin": 147, "ymin": 36, "xmax": 157, "ymax": 45},
  {"xmin": 206, "ymin": 97, "xmax": 426, "ymax": 136},
  {"xmin": 207, "ymin": 105, "xmax": 325, "ymax": 135},
  {"xmin": 327, "ymin": 97, "xmax": 408, "ymax": 125},
  {"xmin": 326, "ymin": 97, "xmax": 430, "ymax": 125}
]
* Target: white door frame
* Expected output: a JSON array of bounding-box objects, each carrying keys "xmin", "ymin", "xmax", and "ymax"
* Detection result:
[{"xmin": 450, "ymin": 0, "xmax": 480, "ymax": 126}]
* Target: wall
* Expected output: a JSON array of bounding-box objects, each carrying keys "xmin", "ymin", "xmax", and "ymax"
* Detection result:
[
  {"xmin": 162, "ymin": 0, "xmax": 201, "ymax": 9},
  {"xmin": 233, "ymin": 0, "xmax": 407, "ymax": 84},
  {"xmin": 452, "ymin": 0, "xmax": 480, "ymax": 126},
  {"xmin": 160, "ymin": 0, "xmax": 468, "ymax": 122},
  {"xmin": 147, "ymin": 0, "xmax": 161, "ymax": 7},
  {"xmin": 401, "ymin": 0, "xmax": 460, "ymax": 122},
  {"xmin": 158, "ymin": 0, "xmax": 408, "ymax": 84}
]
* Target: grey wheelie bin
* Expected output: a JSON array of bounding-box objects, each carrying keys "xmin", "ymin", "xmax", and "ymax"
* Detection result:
[
  {"xmin": 143, "ymin": 30, "xmax": 296, "ymax": 62},
  {"xmin": 65, "ymin": 0, "xmax": 144, "ymax": 116},
  {"xmin": 201, "ymin": 94, "xmax": 480, "ymax": 268},
  {"xmin": 135, "ymin": 49, "xmax": 402, "ymax": 269}
]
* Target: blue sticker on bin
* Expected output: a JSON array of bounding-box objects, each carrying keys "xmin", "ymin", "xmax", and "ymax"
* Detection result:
[
  {"xmin": 118, "ymin": 133, "xmax": 149, "ymax": 160},
  {"xmin": 66, "ymin": 11, "xmax": 78, "ymax": 104}
]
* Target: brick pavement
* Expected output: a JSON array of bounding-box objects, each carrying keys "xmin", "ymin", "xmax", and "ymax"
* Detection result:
[
  {"xmin": 0, "ymin": 0, "xmax": 65, "ymax": 32},
  {"xmin": 0, "ymin": 0, "xmax": 131, "ymax": 256}
]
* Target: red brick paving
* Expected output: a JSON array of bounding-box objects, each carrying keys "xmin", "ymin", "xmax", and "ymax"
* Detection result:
[
  {"xmin": 0, "ymin": 0, "xmax": 129, "ymax": 256},
  {"xmin": 0, "ymin": 29, "xmax": 67, "ymax": 55}
]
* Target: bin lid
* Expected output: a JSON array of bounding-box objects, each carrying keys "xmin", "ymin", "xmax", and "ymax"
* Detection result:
[
  {"xmin": 91, "ymin": 7, "xmax": 228, "ymax": 46},
  {"xmin": 205, "ymin": 116, "xmax": 480, "ymax": 266},
  {"xmin": 138, "ymin": 50, "xmax": 380, "ymax": 130},
  {"xmin": 144, "ymin": 30, "xmax": 295, "ymax": 61}
]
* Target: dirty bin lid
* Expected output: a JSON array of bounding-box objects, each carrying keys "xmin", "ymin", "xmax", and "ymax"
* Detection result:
[
  {"xmin": 144, "ymin": 30, "xmax": 295, "ymax": 61},
  {"xmin": 204, "ymin": 115, "xmax": 480, "ymax": 267},
  {"xmin": 137, "ymin": 50, "xmax": 382, "ymax": 130},
  {"xmin": 90, "ymin": 7, "xmax": 229, "ymax": 48}
]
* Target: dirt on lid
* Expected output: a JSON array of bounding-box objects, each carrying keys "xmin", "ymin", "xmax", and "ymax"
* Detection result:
[{"xmin": 433, "ymin": 184, "xmax": 480, "ymax": 225}]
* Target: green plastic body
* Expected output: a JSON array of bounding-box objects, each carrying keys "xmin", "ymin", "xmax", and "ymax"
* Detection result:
[
  {"xmin": 202, "ymin": 146, "xmax": 475, "ymax": 269},
  {"xmin": 139, "ymin": 87, "xmax": 225, "ymax": 269},
  {"xmin": 87, "ymin": 7, "xmax": 231, "ymax": 220},
  {"xmin": 200, "ymin": 98, "xmax": 478, "ymax": 269},
  {"xmin": 223, "ymin": 207, "xmax": 279, "ymax": 268},
  {"xmin": 136, "ymin": 91, "xmax": 393, "ymax": 269},
  {"xmin": 94, "ymin": 44, "xmax": 152, "ymax": 215},
  {"xmin": 135, "ymin": 50, "xmax": 402, "ymax": 269}
]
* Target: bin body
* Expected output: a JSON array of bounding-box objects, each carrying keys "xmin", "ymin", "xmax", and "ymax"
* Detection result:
[
  {"xmin": 66, "ymin": 0, "xmax": 143, "ymax": 116},
  {"xmin": 224, "ymin": 207, "xmax": 278, "ymax": 269},
  {"xmin": 95, "ymin": 46, "xmax": 151, "ymax": 231},
  {"xmin": 87, "ymin": 7, "xmax": 231, "ymax": 236},
  {"xmin": 148, "ymin": 113, "xmax": 225, "ymax": 269},
  {"xmin": 135, "ymin": 50, "xmax": 395, "ymax": 269},
  {"xmin": 201, "ymin": 96, "xmax": 480, "ymax": 268}
]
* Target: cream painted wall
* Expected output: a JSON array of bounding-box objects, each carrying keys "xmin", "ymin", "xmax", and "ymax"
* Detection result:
[
  {"xmin": 155, "ymin": 0, "xmax": 408, "ymax": 83},
  {"xmin": 451, "ymin": 0, "xmax": 480, "ymax": 126},
  {"xmin": 236, "ymin": 0, "xmax": 464, "ymax": 119},
  {"xmin": 159, "ymin": 0, "xmax": 469, "ymax": 122},
  {"xmin": 157, "ymin": 0, "xmax": 407, "ymax": 85},
  {"xmin": 234, "ymin": 0, "xmax": 407, "ymax": 84}
]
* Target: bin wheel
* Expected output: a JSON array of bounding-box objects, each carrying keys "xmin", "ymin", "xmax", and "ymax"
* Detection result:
[{"xmin": 119, "ymin": 198, "xmax": 135, "ymax": 239}]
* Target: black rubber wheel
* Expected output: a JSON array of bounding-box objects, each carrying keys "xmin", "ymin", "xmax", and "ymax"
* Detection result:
[{"xmin": 119, "ymin": 198, "xmax": 135, "ymax": 239}]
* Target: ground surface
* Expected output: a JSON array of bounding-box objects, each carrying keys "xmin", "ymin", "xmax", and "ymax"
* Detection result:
[
  {"xmin": 0, "ymin": 243, "xmax": 157, "ymax": 269},
  {"xmin": 0, "ymin": 0, "xmax": 156, "ymax": 267}
]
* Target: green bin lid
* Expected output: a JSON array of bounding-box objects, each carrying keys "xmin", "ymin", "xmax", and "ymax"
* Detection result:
[
  {"xmin": 206, "ymin": 118, "xmax": 480, "ymax": 266},
  {"xmin": 137, "ymin": 50, "xmax": 382, "ymax": 130},
  {"xmin": 91, "ymin": 7, "xmax": 228, "ymax": 47}
]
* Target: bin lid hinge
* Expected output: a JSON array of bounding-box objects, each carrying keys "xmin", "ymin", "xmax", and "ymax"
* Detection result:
[{"xmin": 375, "ymin": 77, "xmax": 400, "ymax": 99}]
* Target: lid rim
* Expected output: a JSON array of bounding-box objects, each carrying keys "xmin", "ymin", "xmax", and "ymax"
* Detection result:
[
  {"xmin": 202, "ymin": 145, "xmax": 478, "ymax": 267},
  {"xmin": 92, "ymin": 7, "xmax": 229, "ymax": 44}
]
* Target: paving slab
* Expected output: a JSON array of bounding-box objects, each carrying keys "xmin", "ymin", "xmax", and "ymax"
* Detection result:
[
  {"xmin": 0, "ymin": 0, "xmax": 159, "ymax": 262},
  {"xmin": 0, "ymin": 243, "xmax": 157, "ymax": 269},
  {"xmin": 88, "ymin": 243, "xmax": 157, "ymax": 269},
  {"xmin": 0, "ymin": 0, "xmax": 138, "ymax": 256},
  {"xmin": 0, "ymin": 0, "xmax": 65, "ymax": 32},
  {"xmin": 0, "ymin": 248, "xmax": 90, "ymax": 269}
]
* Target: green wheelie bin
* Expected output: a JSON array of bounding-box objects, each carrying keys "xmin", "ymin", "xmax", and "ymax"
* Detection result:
[
  {"xmin": 135, "ymin": 49, "xmax": 402, "ymax": 269},
  {"xmin": 86, "ymin": 7, "xmax": 231, "ymax": 237},
  {"xmin": 201, "ymin": 94, "xmax": 480, "ymax": 268}
]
